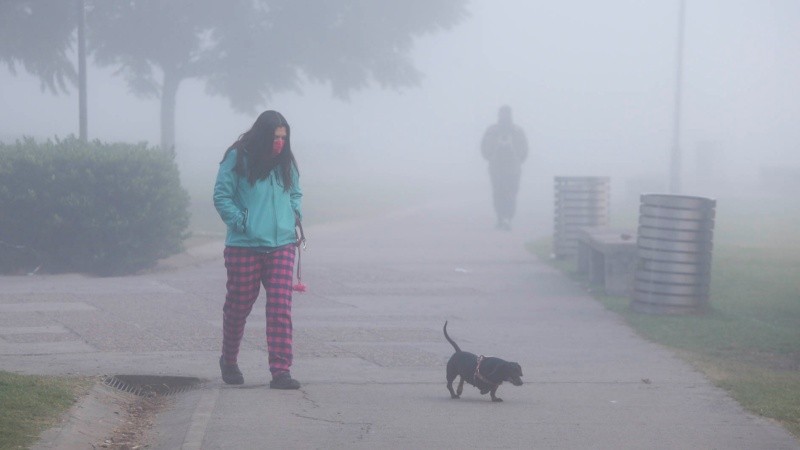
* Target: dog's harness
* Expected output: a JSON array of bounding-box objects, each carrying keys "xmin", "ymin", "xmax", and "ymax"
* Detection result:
[{"xmin": 474, "ymin": 355, "xmax": 499, "ymax": 387}]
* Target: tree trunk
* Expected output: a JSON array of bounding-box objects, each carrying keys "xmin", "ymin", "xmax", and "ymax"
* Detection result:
[{"xmin": 160, "ymin": 70, "xmax": 181, "ymax": 153}]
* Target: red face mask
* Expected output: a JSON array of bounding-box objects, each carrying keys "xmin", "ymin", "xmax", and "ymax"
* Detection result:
[{"xmin": 272, "ymin": 139, "xmax": 285, "ymax": 156}]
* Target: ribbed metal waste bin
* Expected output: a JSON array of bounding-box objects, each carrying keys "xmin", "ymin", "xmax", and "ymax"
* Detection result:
[
  {"xmin": 553, "ymin": 176, "xmax": 610, "ymax": 259},
  {"xmin": 631, "ymin": 194, "xmax": 716, "ymax": 314}
]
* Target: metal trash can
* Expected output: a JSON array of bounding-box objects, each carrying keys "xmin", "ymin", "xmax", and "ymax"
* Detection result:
[
  {"xmin": 631, "ymin": 194, "xmax": 716, "ymax": 314},
  {"xmin": 553, "ymin": 176, "xmax": 610, "ymax": 259}
]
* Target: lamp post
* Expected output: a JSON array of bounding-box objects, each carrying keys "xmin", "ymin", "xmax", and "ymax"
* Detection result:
[
  {"xmin": 77, "ymin": 0, "xmax": 87, "ymax": 141},
  {"xmin": 670, "ymin": 0, "xmax": 686, "ymax": 193}
]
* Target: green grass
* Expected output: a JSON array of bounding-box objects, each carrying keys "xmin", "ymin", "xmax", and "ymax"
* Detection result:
[
  {"xmin": 528, "ymin": 199, "xmax": 800, "ymax": 438},
  {"xmin": 0, "ymin": 371, "xmax": 91, "ymax": 449}
]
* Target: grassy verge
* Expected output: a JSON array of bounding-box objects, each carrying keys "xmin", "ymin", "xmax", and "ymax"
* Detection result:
[
  {"xmin": 0, "ymin": 371, "xmax": 91, "ymax": 449},
  {"xmin": 527, "ymin": 203, "xmax": 800, "ymax": 438}
]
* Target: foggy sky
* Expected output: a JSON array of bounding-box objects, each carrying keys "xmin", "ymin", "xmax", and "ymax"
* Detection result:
[{"xmin": 1, "ymin": 0, "xmax": 798, "ymax": 199}]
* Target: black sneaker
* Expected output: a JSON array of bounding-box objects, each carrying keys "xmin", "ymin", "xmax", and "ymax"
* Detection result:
[
  {"xmin": 219, "ymin": 356, "xmax": 244, "ymax": 385},
  {"xmin": 269, "ymin": 372, "xmax": 301, "ymax": 390}
]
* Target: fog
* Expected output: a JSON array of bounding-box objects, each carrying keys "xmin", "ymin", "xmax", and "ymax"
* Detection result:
[{"xmin": 2, "ymin": 0, "xmax": 799, "ymax": 231}]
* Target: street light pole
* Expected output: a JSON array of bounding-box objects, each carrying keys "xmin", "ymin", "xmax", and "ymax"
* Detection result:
[
  {"xmin": 77, "ymin": 0, "xmax": 88, "ymax": 141},
  {"xmin": 670, "ymin": 0, "xmax": 686, "ymax": 193}
]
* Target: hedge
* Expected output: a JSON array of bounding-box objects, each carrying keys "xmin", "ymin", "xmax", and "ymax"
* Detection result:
[{"xmin": 0, "ymin": 136, "xmax": 190, "ymax": 276}]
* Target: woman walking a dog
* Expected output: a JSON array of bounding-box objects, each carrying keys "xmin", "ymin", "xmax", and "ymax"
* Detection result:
[{"xmin": 213, "ymin": 110, "xmax": 303, "ymax": 389}]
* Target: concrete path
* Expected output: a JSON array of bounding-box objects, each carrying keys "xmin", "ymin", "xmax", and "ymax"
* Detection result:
[{"xmin": 2, "ymin": 197, "xmax": 798, "ymax": 449}]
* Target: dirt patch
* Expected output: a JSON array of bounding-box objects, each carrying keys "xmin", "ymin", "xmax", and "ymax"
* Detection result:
[
  {"xmin": 95, "ymin": 395, "xmax": 169, "ymax": 449},
  {"xmin": 34, "ymin": 376, "xmax": 204, "ymax": 449},
  {"xmin": 32, "ymin": 383, "xmax": 142, "ymax": 449},
  {"xmin": 94, "ymin": 375, "xmax": 204, "ymax": 448}
]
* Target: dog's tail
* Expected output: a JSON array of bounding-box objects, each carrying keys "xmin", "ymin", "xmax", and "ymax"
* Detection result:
[{"xmin": 443, "ymin": 321, "xmax": 461, "ymax": 353}]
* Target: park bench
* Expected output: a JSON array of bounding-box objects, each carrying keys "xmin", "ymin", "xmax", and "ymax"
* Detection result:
[{"xmin": 576, "ymin": 226, "xmax": 638, "ymax": 296}]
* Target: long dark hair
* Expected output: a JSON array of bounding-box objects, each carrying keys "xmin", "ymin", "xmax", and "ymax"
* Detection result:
[{"xmin": 221, "ymin": 110, "xmax": 299, "ymax": 189}]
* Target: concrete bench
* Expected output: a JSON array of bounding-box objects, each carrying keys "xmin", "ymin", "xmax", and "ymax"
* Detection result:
[{"xmin": 576, "ymin": 227, "xmax": 638, "ymax": 296}]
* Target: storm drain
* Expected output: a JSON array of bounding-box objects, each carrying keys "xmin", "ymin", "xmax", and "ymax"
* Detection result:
[{"xmin": 103, "ymin": 375, "xmax": 204, "ymax": 397}]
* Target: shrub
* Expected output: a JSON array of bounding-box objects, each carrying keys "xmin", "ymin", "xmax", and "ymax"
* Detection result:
[{"xmin": 0, "ymin": 136, "xmax": 190, "ymax": 276}]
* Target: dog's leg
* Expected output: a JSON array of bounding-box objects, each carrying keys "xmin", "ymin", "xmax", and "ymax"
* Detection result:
[
  {"xmin": 457, "ymin": 378, "xmax": 465, "ymax": 397},
  {"xmin": 446, "ymin": 361, "xmax": 460, "ymax": 399},
  {"xmin": 490, "ymin": 386, "xmax": 503, "ymax": 402},
  {"xmin": 447, "ymin": 378, "xmax": 459, "ymax": 399}
]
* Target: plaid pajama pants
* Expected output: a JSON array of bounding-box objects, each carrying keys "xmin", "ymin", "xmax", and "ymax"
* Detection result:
[{"xmin": 222, "ymin": 245, "xmax": 295, "ymax": 375}]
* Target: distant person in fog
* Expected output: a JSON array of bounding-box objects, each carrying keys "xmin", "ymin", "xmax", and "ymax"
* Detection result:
[
  {"xmin": 481, "ymin": 105, "xmax": 528, "ymax": 230},
  {"xmin": 213, "ymin": 110, "xmax": 303, "ymax": 389}
]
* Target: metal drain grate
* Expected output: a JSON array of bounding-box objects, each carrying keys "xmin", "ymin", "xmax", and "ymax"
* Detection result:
[{"xmin": 103, "ymin": 375, "xmax": 204, "ymax": 397}]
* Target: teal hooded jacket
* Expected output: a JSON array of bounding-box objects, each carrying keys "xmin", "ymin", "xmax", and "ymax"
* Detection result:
[{"xmin": 213, "ymin": 149, "xmax": 302, "ymax": 248}]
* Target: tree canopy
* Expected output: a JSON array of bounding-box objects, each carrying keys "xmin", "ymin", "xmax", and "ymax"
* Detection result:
[
  {"xmin": 4, "ymin": 0, "xmax": 470, "ymax": 151},
  {"xmin": 0, "ymin": 0, "xmax": 77, "ymax": 94}
]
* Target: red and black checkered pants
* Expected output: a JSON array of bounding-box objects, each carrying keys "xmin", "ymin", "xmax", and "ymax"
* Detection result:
[{"xmin": 222, "ymin": 245, "xmax": 295, "ymax": 375}]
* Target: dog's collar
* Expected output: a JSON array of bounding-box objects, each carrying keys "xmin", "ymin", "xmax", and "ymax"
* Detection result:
[{"xmin": 475, "ymin": 355, "xmax": 499, "ymax": 387}]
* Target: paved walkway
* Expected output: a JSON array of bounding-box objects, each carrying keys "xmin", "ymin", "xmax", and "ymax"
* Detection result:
[{"xmin": 2, "ymin": 196, "xmax": 798, "ymax": 449}]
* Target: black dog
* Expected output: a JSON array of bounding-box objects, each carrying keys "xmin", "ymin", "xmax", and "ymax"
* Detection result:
[{"xmin": 444, "ymin": 321, "xmax": 523, "ymax": 402}]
